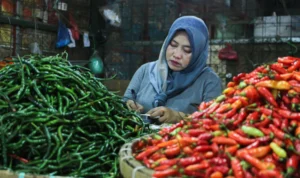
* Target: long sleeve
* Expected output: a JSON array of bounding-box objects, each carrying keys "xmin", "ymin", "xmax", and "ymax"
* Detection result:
[
  {"xmin": 123, "ymin": 64, "xmax": 147, "ymax": 102},
  {"xmin": 202, "ymin": 75, "xmax": 223, "ymax": 102}
]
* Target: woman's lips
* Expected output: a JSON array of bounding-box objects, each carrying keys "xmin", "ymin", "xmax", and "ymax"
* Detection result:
[{"xmin": 170, "ymin": 60, "xmax": 180, "ymax": 66}]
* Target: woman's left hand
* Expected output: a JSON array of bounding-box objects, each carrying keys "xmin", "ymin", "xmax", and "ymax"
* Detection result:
[{"xmin": 146, "ymin": 107, "xmax": 182, "ymax": 123}]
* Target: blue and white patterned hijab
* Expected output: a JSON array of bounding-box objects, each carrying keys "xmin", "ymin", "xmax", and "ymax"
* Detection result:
[{"xmin": 149, "ymin": 16, "xmax": 209, "ymax": 107}]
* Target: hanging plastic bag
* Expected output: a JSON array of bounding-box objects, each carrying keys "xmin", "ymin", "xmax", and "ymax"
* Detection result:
[
  {"xmin": 69, "ymin": 12, "xmax": 80, "ymax": 40},
  {"xmin": 29, "ymin": 42, "xmax": 42, "ymax": 54},
  {"xmin": 218, "ymin": 43, "xmax": 238, "ymax": 61},
  {"xmin": 56, "ymin": 20, "xmax": 71, "ymax": 48},
  {"xmin": 99, "ymin": 3, "xmax": 121, "ymax": 27},
  {"xmin": 88, "ymin": 50, "xmax": 104, "ymax": 75}
]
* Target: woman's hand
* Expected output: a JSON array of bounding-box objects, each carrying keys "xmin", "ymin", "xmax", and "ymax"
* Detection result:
[
  {"xmin": 146, "ymin": 107, "xmax": 184, "ymax": 123},
  {"xmin": 126, "ymin": 100, "xmax": 144, "ymax": 113}
]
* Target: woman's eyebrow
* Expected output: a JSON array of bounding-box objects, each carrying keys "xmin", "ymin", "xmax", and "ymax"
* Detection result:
[{"xmin": 172, "ymin": 40, "xmax": 191, "ymax": 48}]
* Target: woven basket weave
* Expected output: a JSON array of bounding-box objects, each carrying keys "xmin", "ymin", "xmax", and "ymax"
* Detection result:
[{"xmin": 119, "ymin": 137, "xmax": 153, "ymax": 178}]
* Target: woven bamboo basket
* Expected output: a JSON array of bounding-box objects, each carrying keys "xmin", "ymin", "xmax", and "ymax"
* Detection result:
[
  {"xmin": 119, "ymin": 137, "xmax": 154, "ymax": 178},
  {"xmin": 0, "ymin": 170, "xmax": 72, "ymax": 178}
]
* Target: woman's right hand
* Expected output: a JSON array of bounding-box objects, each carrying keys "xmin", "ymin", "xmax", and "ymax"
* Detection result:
[{"xmin": 126, "ymin": 100, "xmax": 144, "ymax": 113}]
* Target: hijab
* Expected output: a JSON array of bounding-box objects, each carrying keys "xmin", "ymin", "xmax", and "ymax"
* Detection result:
[{"xmin": 149, "ymin": 16, "xmax": 209, "ymax": 107}]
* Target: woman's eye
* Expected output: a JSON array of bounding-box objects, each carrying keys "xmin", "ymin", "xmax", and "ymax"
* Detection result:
[
  {"xmin": 170, "ymin": 42, "xmax": 177, "ymax": 47},
  {"xmin": 184, "ymin": 49, "xmax": 192, "ymax": 53}
]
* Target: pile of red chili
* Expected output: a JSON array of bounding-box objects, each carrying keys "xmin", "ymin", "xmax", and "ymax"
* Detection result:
[{"xmin": 132, "ymin": 56, "xmax": 300, "ymax": 178}]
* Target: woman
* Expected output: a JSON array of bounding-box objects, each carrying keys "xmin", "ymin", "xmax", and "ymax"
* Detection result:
[{"xmin": 124, "ymin": 16, "xmax": 222, "ymax": 123}]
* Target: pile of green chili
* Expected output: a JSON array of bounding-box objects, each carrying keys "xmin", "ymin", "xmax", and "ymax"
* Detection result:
[{"xmin": 0, "ymin": 52, "xmax": 147, "ymax": 177}]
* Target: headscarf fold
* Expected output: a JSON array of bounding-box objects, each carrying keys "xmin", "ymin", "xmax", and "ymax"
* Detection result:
[{"xmin": 149, "ymin": 16, "xmax": 209, "ymax": 107}]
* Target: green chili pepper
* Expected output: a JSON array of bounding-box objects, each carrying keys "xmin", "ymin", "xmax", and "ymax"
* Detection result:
[
  {"xmin": 270, "ymin": 142, "xmax": 287, "ymax": 158},
  {"xmin": 241, "ymin": 125, "xmax": 264, "ymax": 137}
]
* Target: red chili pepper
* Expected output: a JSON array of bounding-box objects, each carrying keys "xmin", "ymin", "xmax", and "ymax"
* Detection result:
[
  {"xmin": 243, "ymin": 170, "xmax": 254, "ymax": 178},
  {"xmin": 258, "ymin": 170, "xmax": 283, "ymax": 178},
  {"xmin": 223, "ymin": 107, "xmax": 238, "ymax": 118},
  {"xmin": 255, "ymin": 135, "xmax": 271, "ymax": 144},
  {"xmin": 278, "ymin": 56, "xmax": 296, "ymax": 64},
  {"xmin": 212, "ymin": 136, "xmax": 237, "ymax": 145},
  {"xmin": 233, "ymin": 108, "xmax": 247, "ymax": 126},
  {"xmin": 153, "ymin": 164, "xmax": 170, "ymax": 171},
  {"xmin": 282, "ymin": 94, "xmax": 291, "ymax": 105},
  {"xmin": 269, "ymin": 124, "xmax": 290, "ymax": 140},
  {"xmin": 246, "ymin": 111, "xmax": 260, "ymax": 121},
  {"xmin": 241, "ymin": 153, "xmax": 269, "ymax": 170},
  {"xmin": 194, "ymin": 145, "xmax": 212, "ymax": 152},
  {"xmin": 245, "ymin": 140, "xmax": 260, "ymax": 149},
  {"xmin": 149, "ymin": 151, "xmax": 165, "ymax": 161},
  {"xmin": 157, "ymin": 158, "xmax": 179, "ymax": 167},
  {"xmin": 213, "ymin": 166, "xmax": 229, "ymax": 175},
  {"xmin": 288, "ymin": 59, "xmax": 300, "ymax": 72},
  {"xmin": 273, "ymin": 137, "xmax": 285, "ymax": 148},
  {"xmin": 176, "ymin": 135, "xmax": 197, "ymax": 147},
  {"xmin": 184, "ymin": 160, "xmax": 209, "ymax": 171},
  {"xmin": 197, "ymin": 140, "xmax": 209, "ymax": 146},
  {"xmin": 291, "ymin": 97, "xmax": 300, "ymax": 111},
  {"xmin": 237, "ymin": 146, "xmax": 271, "ymax": 158},
  {"xmin": 258, "ymin": 107, "xmax": 282, "ymax": 119},
  {"xmin": 280, "ymin": 73, "xmax": 293, "ymax": 81},
  {"xmin": 295, "ymin": 124, "xmax": 300, "ymax": 138},
  {"xmin": 272, "ymin": 117, "xmax": 282, "ymax": 128},
  {"xmin": 8, "ymin": 154, "xmax": 29, "ymax": 164},
  {"xmin": 270, "ymin": 63, "xmax": 287, "ymax": 74},
  {"xmin": 156, "ymin": 139, "xmax": 177, "ymax": 148},
  {"xmin": 204, "ymin": 167, "xmax": 215, "ymax": 178},
  {"xmin": 152, "ymin": 168, "xmax": 178, "ymax": 178},
  {"xmin": 204, "ymin": 151, "xmax": 215, "ymax": 159},
  {"xmin": 227, "ymin": 81, "xmax": 237, "ymax": 88},
  {"xmin": 198, "ymin": 132, "xmax": 213, "ymax": 141},
  {"xmin": 286, "ymin": 154, "xmax": 299, "ymax": 176},
  {"xmin": 199, "ymin": 102, "xmax": 207, "ymax": 111},
  {"xmin": 158, "ymin": 120, "xmax": 184, "ymax": 135},
  {"xmin": 202, "ymin": 118, "xmax": 215, "ymax": 125},
  {"xmin": 209, "ymin": 124, "xmax": 222, "ymax": 131},
  {"xmin": 228, "ymin": 131, "xmax": 256, "ymax": 145},
  {"xmin": 184, "ymin": 170, "xmax": 205, "ymax": 177},
  {"xmin": 294, "ymin": 73, "xmax": 300, "ymax": 83},
  {"xmin": 240, "ymin": 85, "xmax": 260, "ymax": 103},
  {"xmin": 256, "ymin": 87, "xmax": 278, "ymax": 107},
  {"xmin": 254, "ymin": 116, "xmax": 271, "ymax": 127},
  {"xmin": 210, "ymin": 157, "xmax": 228, "ymax": 166},
  {"xmin": 225, "ymin": 144, "xmax": 239, "ymax": 155},
  {"xmin": 223, "ymin": 87, "xmax": 236, "ymax": 97},
  {"xmin": 215, "ymin": 103, "xmax": 232, "ymax": 113},
  {"xmin": 185, "ymin": 128, "xmax": 205, "ymax": 137},
  {"xmin": 294, "ymin": 139, "xmax": 300, "ymax": 153},
  {"xmin": 211, "ymin": 142, "xmax": 219, "ymax": 154},
  {"xmin": 231, "ymin": 158, "xmax": 244, "ymax": 178},
  {"xmin": 135, "ymin": 146, "xmax": 160, "ymax": 160},
  {"xmin": 245, "ymin": 67, "xmax": 263, "ymax": 79},
  {"xmin": 164, "ymin": 144, "xmax": 180, "ymax": 157},
  {"xmin": 258, "ymin": 127, "xmax": 272, "ymax": 135},
  {"xmin": 280, "ymin": 118, "xmax": 289, "ymax": 132},
  {"xmin": 182, "ymin": 146, "xmax": 193, "ymax": 156},
  {"xmin": 143, "ymin": 157, "xmax": 151, "ymax": 168},
  {"xmin": 179, "ymin": 156, "xmax": 203, "ymax": 167},
  {"xmin": 233, "ymin": 73, "xmax": 246, "ymax": 82}
]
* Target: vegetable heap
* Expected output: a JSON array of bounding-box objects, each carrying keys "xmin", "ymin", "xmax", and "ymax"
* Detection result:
[
  {"xmin": 133, "ymin": 56, "xmax": 300, "ymax": 178},
  {"xmin": 0, "ymin": 52, "xmax": 146, "ymax": 177}
]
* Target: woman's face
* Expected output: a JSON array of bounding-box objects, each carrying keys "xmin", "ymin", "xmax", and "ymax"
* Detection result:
[{"xmin": 166, "ymin": 31, "xmax": 192, "ymax": 71}]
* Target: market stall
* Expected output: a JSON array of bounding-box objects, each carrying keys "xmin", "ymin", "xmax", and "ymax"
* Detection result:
[
  {"xmin": 0, "ymin": 53, "xmax": 150, "ymax": 177},
  {"xmin": 121, "ymin": 56, "xmax": 300, "ymax": 178}
]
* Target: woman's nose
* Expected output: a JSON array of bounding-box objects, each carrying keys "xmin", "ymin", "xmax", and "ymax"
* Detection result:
[{"xmin": 173, "ymin": 48, "xmax": 182, "ymax": 59}]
